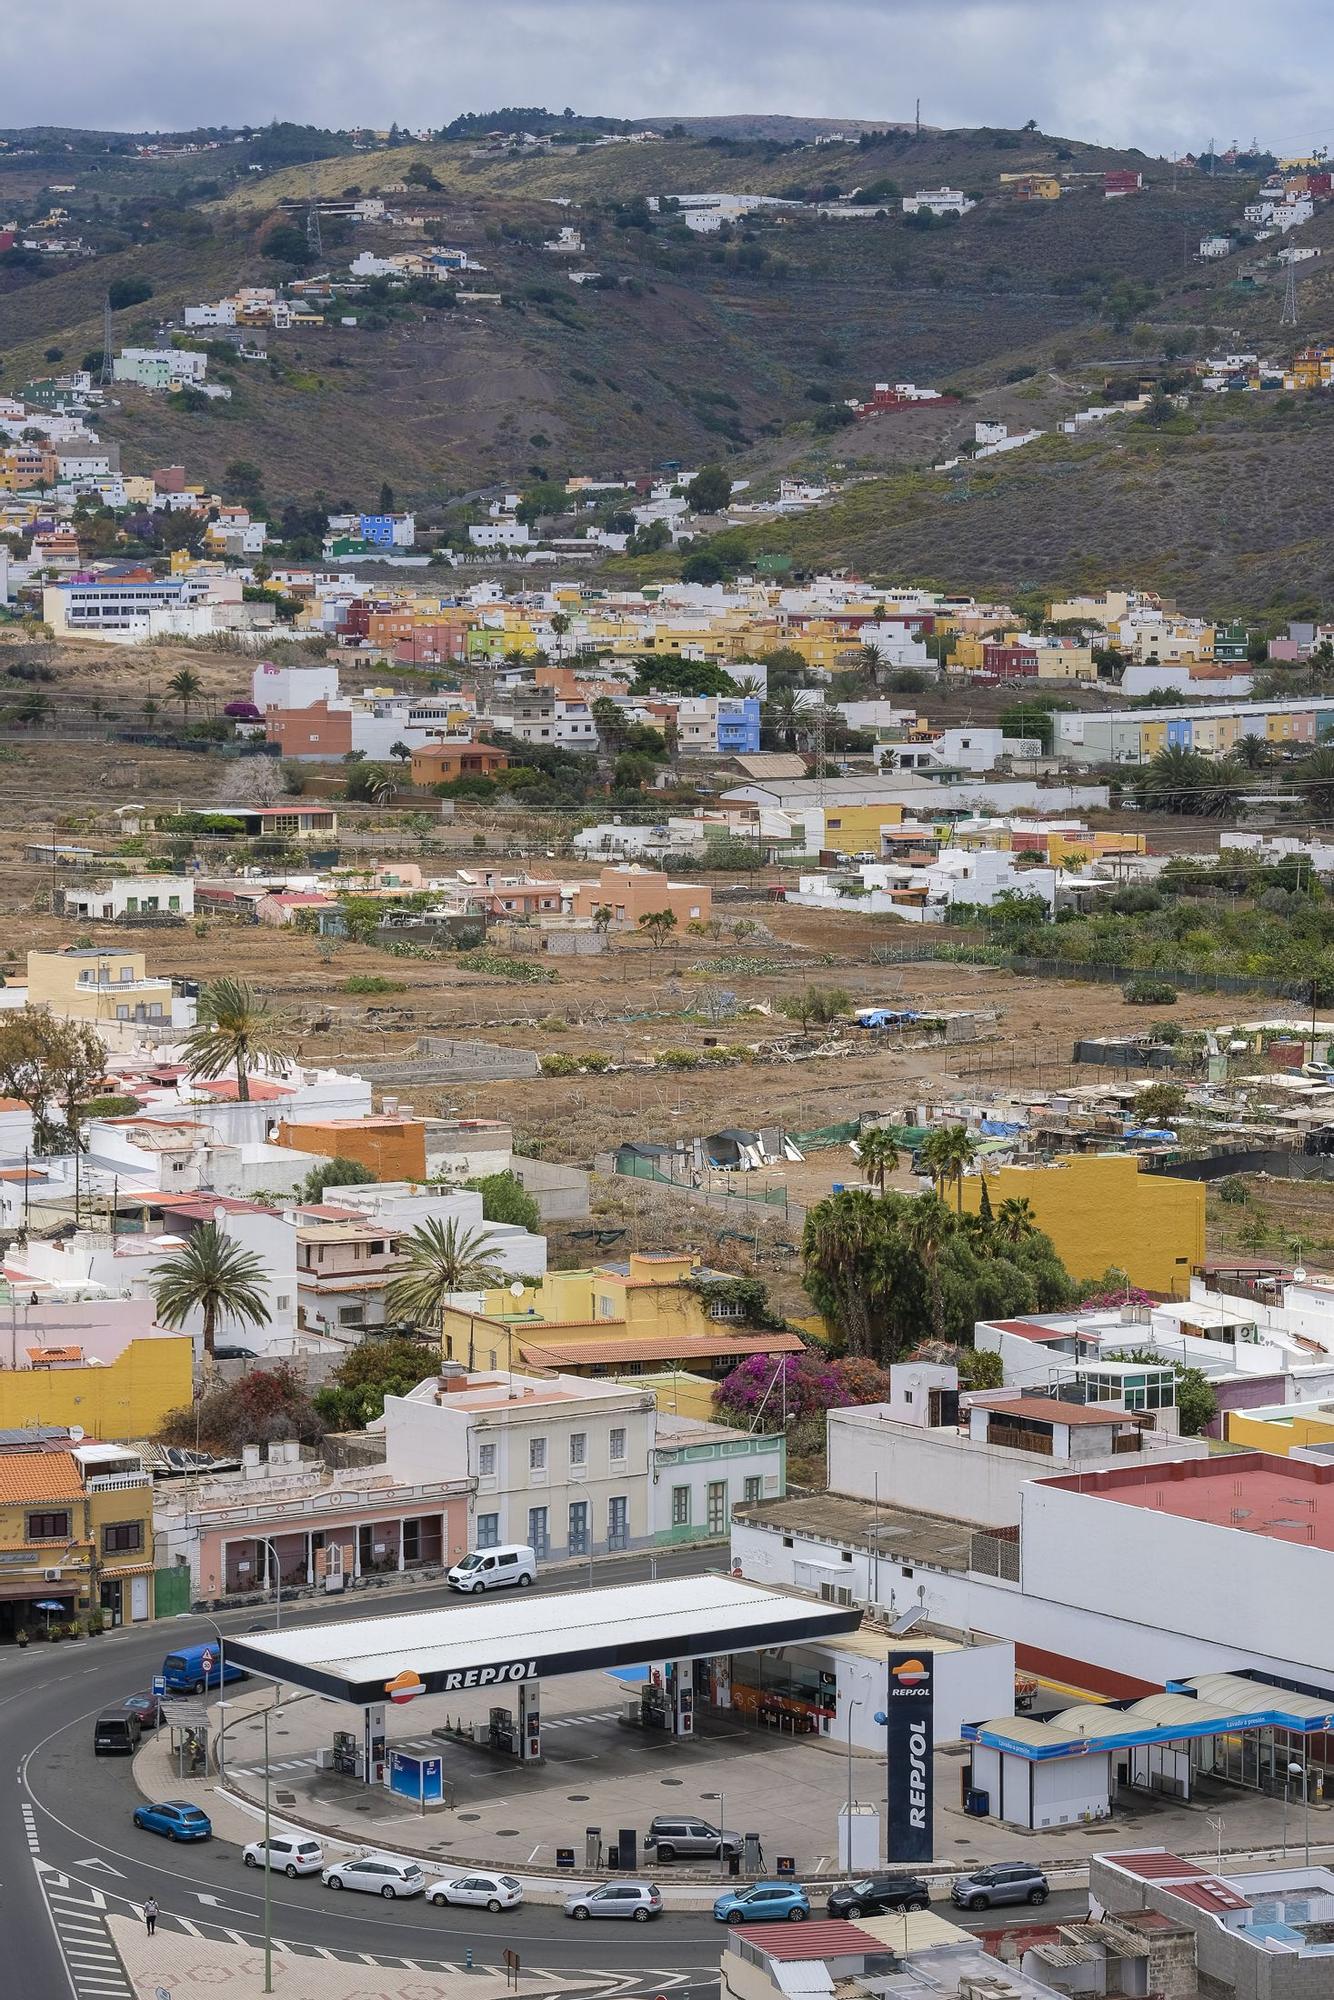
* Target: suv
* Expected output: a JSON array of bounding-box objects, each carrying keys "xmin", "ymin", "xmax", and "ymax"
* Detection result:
[
  {"xmin": 645, "ymin": 1816, "xmax": 742, "ymax": 1861},
  {"xmin": 826, "ymin": 1876, "xmax": 930, "ymax": 1919},
  {"xmin": 94, "ymin": 1712, "xmax": 142, "ymax": 1756},
  {"xmin": 951, "ymin": 1863, "xmax": 1049, "ymax": 1911}
]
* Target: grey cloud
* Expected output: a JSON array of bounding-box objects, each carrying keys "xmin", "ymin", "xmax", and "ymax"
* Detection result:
[{"xmin": 1, "ymin": 0, "xmax": 1330, "ymax": 154}]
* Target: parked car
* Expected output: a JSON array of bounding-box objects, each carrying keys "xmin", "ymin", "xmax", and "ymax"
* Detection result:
[
  {"xmin": 428, "ymin": 1871, "xmax": 523, "ymax": 1911},
  {"xmin": 826, "ymin": 1876, "xmax": 930, "ymax": 1919},
  {"xmin": 213, "ymin": 1345, "xmax": 258, "ymax": 1361},
  {"xmin": 244, "ymin": 1834, "xmax": 324, "ymax": 1878},
  {"xmin": 446, "ymin": 1544, "xmax": 537, "ymax": 1593},
  {"xmin": 951, "ymin": 1863, "xmax": 1049, "ymax": 1911},
  {"xmin": 714, "ymin": 1882, "xmax": 810, "ymax": 1925},
  {"xmin": 645, "ymin": 1816, "xmax": 742, "ymax": 1861},
  {"xmin": 565, "ymin": 1882, "xmax": 663, "ymax": 1922},
  {"xmin": 121, "ymin": 1692, "xmax": 164, "ymax": 1729},
  {"xmin": 323, "ymin": 1855, "xmax": 425, "ymax": 1898},
  {"xmin": 94, "ymin": 1711, "xmax": 142, "ymax": 1756},
  {"xmin": 132, "ymin": 1801, "xmax": 212, "ymax": 1842}
]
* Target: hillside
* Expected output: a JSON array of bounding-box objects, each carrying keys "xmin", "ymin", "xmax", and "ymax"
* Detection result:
[{"xmin": 4, "ymin": 118, "xmax": 1332, "ymax": 605}]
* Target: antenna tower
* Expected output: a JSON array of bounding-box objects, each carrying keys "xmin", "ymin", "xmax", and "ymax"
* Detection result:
[
  {"xmin": 812, "ymin": 698, "xmax": 828, "ymax": 817},
  {"xmin": 306, "ymin": 176, "xmax": 323, "ymax": 257},
  {"xmin": 1281, "ymin": 256, "xmax": 1300, "ymax": 329},
  {"xmin": 98, "ymin": 294, "xmax": 114, "ymax": 387}
]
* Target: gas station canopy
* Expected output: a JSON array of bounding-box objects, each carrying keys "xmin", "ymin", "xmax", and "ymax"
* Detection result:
[{"xmin": 226, "ymin": 1575, "xmax": 863, "ymax": 1706}]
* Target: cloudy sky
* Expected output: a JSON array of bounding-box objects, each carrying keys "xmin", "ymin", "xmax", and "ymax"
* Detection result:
[{"xmin": 3, "ymin": 1, "xmax": 1331, "ymax": 158}]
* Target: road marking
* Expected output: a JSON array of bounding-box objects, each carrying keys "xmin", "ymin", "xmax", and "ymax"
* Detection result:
[{"xmin": 73, "ymin": 1857, "xmax": 124, "ymax": 1875}]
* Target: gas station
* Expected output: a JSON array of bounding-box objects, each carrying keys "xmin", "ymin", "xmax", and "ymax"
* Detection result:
[{"xmin": 226, "ymin": 1574, "xmax": 864, "ymax": 1799}]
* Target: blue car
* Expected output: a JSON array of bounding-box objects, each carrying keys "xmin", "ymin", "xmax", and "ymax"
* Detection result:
[
  {"xmin": 715, "ymin": 1881, "xmax": 810, "ymax": 1925},
  {"xmin": 133, "ymin": 1801, "xmax": 213, "ymax": 1842}
]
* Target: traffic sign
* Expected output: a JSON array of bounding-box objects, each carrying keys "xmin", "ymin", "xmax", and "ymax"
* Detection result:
[
  {"xmin": 200, "ymin": 1648, "xmax": 215, "ymax": 1674},
  {"xmin": 151, "ymin": 1676, "xmax": 166, "ymax": 1699}
]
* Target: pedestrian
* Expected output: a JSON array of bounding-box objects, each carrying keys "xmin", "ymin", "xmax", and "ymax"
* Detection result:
[
  {"xmin": 143, "ymin": 1897, "xmax": 158, "ymax": 1937},
  {"xmin": 755, "ymin": 1840, "xmax": 765, "ymax": 1870}
]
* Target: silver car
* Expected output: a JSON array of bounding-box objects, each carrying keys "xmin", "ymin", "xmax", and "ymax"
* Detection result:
[
  {"xmin": 645, "ymin": 1816, "xmax": 742, "ymax": 1861},
  {"xmin": 951, "ymin": 1863, "xmax": 1048, "ymax": 1910},
  {"xmin": 323, "ymin": 1854, "xmax": 425, "ymax": 1898},
  {"xmin": 565, "ymin": 1882, "xmax": 663, "ymax": 1922}
]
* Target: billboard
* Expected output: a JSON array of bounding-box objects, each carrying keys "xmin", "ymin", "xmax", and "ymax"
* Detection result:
[{"xmin": 883, "ymin": 1651, "xmax": 933, "ymax": 1864}]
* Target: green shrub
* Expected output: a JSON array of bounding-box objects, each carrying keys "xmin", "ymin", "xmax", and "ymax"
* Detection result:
[
  {"xmin": 341, "ymin": 975, "xmax": 408, "ymax": 995},
  {"xmin": 1124, "ymin": 978, "xmax": 1178, "ymax": 1005},
  {"xmin": 539, "ymin": 1052, "xmax": 581, "ymax": 1075}
]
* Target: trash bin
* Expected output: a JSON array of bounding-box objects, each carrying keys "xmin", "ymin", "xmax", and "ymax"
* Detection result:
[{"xmin": 965, "ymin": 1788, "xmax": 990, "ymax": 1817}]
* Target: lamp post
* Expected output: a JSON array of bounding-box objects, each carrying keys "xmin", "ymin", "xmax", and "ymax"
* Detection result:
[
  {"xmin": 845, "ymin": 1697, "xmax": 863, "ymax": 1871},
  {"xmin": 260, "ymin": 1700, "xmax": 274, "ymax": 1995},
  {"xmin": 255, "ymin": 1534, "xmax": 283, "ymax": 1627},
  {"xmin": 701, "ymin": 1789, "xmax": 727, "ymax": 1879},
  {"xmin": 1291, "ymin": 1759, "xmax": 1310, "ymax": 1867}
]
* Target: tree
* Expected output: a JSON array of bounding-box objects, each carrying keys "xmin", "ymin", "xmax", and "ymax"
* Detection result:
[
  {"xmin": 389, "ymin": 740, "xmax": 411, "ymax": 767},
  {"xmin": 152, "ymin": 1221, "xmax": 272, "ymax": 1367},
  {"xmin": 857, "ymin": 1126, "xmax": 900, "ymax": 1194},
  {"xmin": 0, "ymin": 1010, "xmax": 108, "ymax": 1151},
  {"xmin": 167, "ymin": 667, "xmax": 203, "ymax": 717},
  {"xmin": 182, "ymin": 977, "xmax": 294, "ymax": 1103},
  {"xmin": 686, "ymin": 464, "xmax": 732, "ymax": 515},
  {"xmin": 385, "ymin": 1218, "xmax": 509, "ymax": 1347},
  {"xmin": 224, "ymin": 458, "xmax": 265, "ymax": 500},
  {"xmin": 261, "ymin": 224, "xmax": 312, "ymax": 265},
  {"xmin": 1133, "ymin": 1082, "xmax": 1188, "ymax": 1126},
  {"xmin": 379, "ymin": 480, "xmax": 396, "ymax": 514},
  {"xmin": 301, "ymin": 1156, "xmax": 378, "ymax": 1201},
  {"xmin": 158, "ymin": 1364, "xmax": 323, "ymax": 1453},
  {"xmin": 464, "ymin": 1169, "xmax": 540, "ymax": 1232},
  {"xmin": 108, "ymin": 276, "xmax": 153, "ymax": 310},
  {"xmin": 592, "ymin": 904, "xmax": 613, "ymax": 941},
  {"xmin": 919, "ymin": 1125, "xmax": 977, "ymax": 1212},
  {"xmin": 342, "ymin": 761, "xmax": 393, "ymax": 803},
  {"xmin": 995, "ymin": 1196, "xmax": 1037, "ymax": 1245},
  {"xmin": 778, "ymin": 985, "xmax": 850, "ymax": 1035},
  {"xmin": 314, "ymin": 1336, "xmax": 435, "ymax": 1430},
  {"xmin": 1299, "ymin": 746, "xmax": 1334, "ymax": 821},
  {"xmin": 637, "ymin": 908, "xmax": 678, "ymax": 952}
]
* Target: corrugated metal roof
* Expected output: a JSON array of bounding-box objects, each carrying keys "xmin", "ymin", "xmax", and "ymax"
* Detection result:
[
  {"xmin": 1183, "ymin": 1671, "xmax": 1334, "ymax": 1724},
  {"xmin": 731, "ymin": 1920, "xmax": 884, "ymax": 1959}
]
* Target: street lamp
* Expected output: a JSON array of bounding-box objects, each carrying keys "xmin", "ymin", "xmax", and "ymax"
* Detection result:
[
  {"xmin": 254, "ymin": 1534, "xmax": 283, "ymax": 1627},
  {"xmin": 844, "ymin": 1697, "xmax": 863, "ymax": 1871},
  {"xmin": 259, "ymin": 1699, "xmax": 274, "ymax": 1995},
  {"xmin": 1290, "ymin": 1759, "xmax": 1310, "ymax": 1867},
  {"xmin": 701, "ymin": 1789, "xmax": 727, "ymax": 1879}
]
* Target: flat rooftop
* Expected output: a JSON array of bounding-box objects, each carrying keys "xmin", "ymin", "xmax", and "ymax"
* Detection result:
[
  {"xmin": 734, "ymin": 1492, "xmax": 977, "ymax": 1571},
  {"xmin": 226, "ymin": 1574, "xmax": 862, "ymax": 1705},
  {"xmin": 1044, "ymin": 1451, "xmax": 1334, "ymax": 1551}
]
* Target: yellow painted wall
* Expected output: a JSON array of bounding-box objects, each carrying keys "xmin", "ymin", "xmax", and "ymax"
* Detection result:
[
  {"xmin": 820, "ymin": 803, "xmax": 907, "ymax": 854},
  {"xmin": 638, "ymin": 1371, "xmax": 722, "ymax": 1420},
  {"xmin": 1225, "ymin": 1407, "xmax": 1334, "ymax": 1455},
  {"xmin": 958, "ymin": 1154, "xmax": 1205, "ymax": 1295},
  {"xmin": 441, "ymin": 1256, "xmax": 725, "ymax": 1355},
  {"xmin": 0, "ymin": 1338, "xmax": 194, "ymax": 1441}
]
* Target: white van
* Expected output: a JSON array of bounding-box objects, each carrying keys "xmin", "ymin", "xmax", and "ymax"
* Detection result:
[{"xmin": 447, "ymin": 1544, "xmax": 537, "ymax": 1594}]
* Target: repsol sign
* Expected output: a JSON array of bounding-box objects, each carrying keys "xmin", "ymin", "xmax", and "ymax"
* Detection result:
[
  {"xmin": 441, "ymin": 1660, "xmax": 538, "ymax": 1691},
  {"xmin": 884, "ymin": 1651, "xmax": 934, "ymax": 1865}
]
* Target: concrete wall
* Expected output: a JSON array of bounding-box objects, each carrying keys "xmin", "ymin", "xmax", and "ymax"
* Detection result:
[{"xmin": 959, "ymin": 1155, "xmax": 1205, "ymax": 1296}]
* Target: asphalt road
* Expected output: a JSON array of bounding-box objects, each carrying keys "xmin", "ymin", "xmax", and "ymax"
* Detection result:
[{"xmin": 3, "ymin": 1549, "xmax": 1086, "ymax": 1995}]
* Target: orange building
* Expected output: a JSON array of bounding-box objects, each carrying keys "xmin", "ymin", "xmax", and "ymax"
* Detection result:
[
  {"xmin": 263, "ymin": 700, "xmax": 355, "ymax": 759},
  {"xmin": 568, "ymin": 865, "xmax": 711, "ymax": 930},
  {"xmin": 276, "ymin": 1116, "xmax": 427, "ymax": 1181},
  {"xmin": 410, "ymin": 741, "xmax": 510, "ymax": 786}
]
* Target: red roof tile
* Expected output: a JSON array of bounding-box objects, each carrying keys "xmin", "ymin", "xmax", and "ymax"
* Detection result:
[{"xmin": 731, "ymin": 1921, "xmax": 885, "ymax": 1959}]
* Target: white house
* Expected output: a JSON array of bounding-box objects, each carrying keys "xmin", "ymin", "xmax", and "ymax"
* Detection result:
[
  {"xmin": 57, "ymin": 877, "xmax": 195, "ymax": 923},
  {"xmin": 1198, "ymin": 234, "xmax": 1233, "ymax": 258},
  {"xmin": 111, "ymin": 349, "xmax": 208, "ymax": 392},
  {"xmin": 902, "ymin": 187, "xmax": 975, "ymax": 217},
  {"xmin": 468, "ymin": 519, "xmax": 533, "ymax": 549},
  {"xmin": 383, "ymin": 1369, "xmax": 656, "ymax": 1560}
]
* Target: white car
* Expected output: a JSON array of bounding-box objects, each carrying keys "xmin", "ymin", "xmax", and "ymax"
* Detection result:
[
  {"xmin": 243, "ymin": 1834, "xmax": 324, "ymax": 1877},
  {"xmin": 323, "ymin": 1854, "xmax": 425, "ymax": 1898},
  {"xmin": 428, "ymin": 1870, "xmax": 524, "ymax": 1912}
]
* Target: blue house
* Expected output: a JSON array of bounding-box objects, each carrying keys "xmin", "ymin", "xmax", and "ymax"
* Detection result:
[{"xmin": 717, "ymin": 697, "xmax": 761, "ymax": 756}]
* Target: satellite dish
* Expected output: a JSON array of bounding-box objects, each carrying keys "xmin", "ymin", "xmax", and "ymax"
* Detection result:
[
  {"xmin": 69, "ymin": 1425, "xmax": 84, "ymax": 1442},
  {"xmin": 509, "ymin": 1280, "xmax": 525, "ymax": 1299},
  {"xmin": 1294, "ymin": 1267, "xmax": 1307, "ymax": 1283}
]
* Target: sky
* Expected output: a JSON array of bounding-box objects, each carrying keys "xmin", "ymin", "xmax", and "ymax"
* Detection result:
[{"xmin": 4, "ymin": 1, "xmax": 1333, "ymax": 159}]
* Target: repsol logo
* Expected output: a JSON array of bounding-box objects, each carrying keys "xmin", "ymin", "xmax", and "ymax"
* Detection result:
[
  {"xmin": 907, "ymin": 1719, "xmax": 929, "ymax": 1829},
  {"xmin": 441, "ymin": 1660, "xmax": 537, "ymax": 1691}
]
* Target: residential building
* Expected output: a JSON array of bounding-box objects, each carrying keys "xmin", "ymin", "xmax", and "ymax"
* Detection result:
[
  {"xmin": 26, "ymin": 946, "xmax": 193, "ymax": 1040},
  {"xmin": 566, "ymin": 864, "xmax": 711, "ymax": 929},
  {"xmin": 0, "ymin": 1435, "xmax": 156, "ymax": 1640},
  {"xmin": 957, "ymin": 1155, "xmax": 1205, "ymax": 1295},
  {"xmin": 0, "ymin": 1305, "xmax": 192, "ymax": 1441},
  {"xmin": 1092, "ymin": 1851, "xmax": 1334, "ymax": 1999},
  {"xmin": 111, "ymin": 348, "xmax": 208, "ymax": 392},
  {"xmin": 901, "ymin": 187, "xmax": 975, "ymax": 216},
  {"xmin": 652, "ymin": 1415, "xmax": 785, "ymax": 1544},
  {"xmin": 409, "ymin": 741, "xmax": 510, "ymax": 786},
  {"xmin": 54, "ymin": 877, "xmax": 194, "ymax": 922},
  {"xmin": 43, "ymin": 574, "xmax": 210, "ymax": 639},
  {"xmin": 384, "ymin": 1368, "xmax": 656, "ymax": 1560},
  {"xmin": 275, "ymin": 1114, "xmax": 428, "ymax": 1181},
  {"xmin": 1052, "ymin": 696, "xmax": 1334, "ymax": 765}
]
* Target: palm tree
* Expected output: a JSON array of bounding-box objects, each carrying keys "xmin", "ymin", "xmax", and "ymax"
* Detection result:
[
  {"xmin": 386, "ymin": 1219, "xmax": 509, "ymax": 1355},
  {"xmin": 167, "ymin": 668, "xmax": 203, "ymax": 718},
  {"xmin": 901, "ymin": 1192, "xmax": 952, "ymax": 1341},
  {"xmin": 764, "ymin": 687, "xmax": 809, "ymax": 751},
  {"xmin": 731, "ymin": 675, "xmax": 764, "ymax": 699},
  {"xmin": 152, "ymin": 1221, "xmax": 271, "ymax": 1368},
  {"xmin": 996, "ymin": 1196, "xmax": 1037, "ymax": 1245},
  {"xmin": 182, "ymin": 977, "xmax": 294, "ymax": 1103},
  {"xmin": 857, "ymin": 1126, "xmax": 900, "ymax": 1194},
  {"xmin": 1234, "ymin": 733, "xmax": 1271, "ymax": 771},
  {"xmin": 919, "ymin": 1125, "xmax": 977, "ymax": 1212},
  {"xmin": 1300, "ymin": 745, "xmax": 1334, "ymax": 821}
]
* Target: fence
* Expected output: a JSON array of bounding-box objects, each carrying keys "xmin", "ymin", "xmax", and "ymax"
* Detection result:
[{"xmin": 869, "ymin": 941, "xmax": 1303, "ymax": 999}]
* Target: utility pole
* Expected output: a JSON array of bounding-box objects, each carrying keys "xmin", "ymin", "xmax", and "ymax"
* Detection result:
[
  {"xmin": 914, "ymin": 98, "xmax": 921, "ymax": 139},
  {"xmin": 1281, "ymin": 256, "xmax": 1299, "ymax": 329},
  {"xmin": 99, "ymin": 295, "xmax": 114, "ymax": 388},
  {"xmin": 306, "ymin": 176, "xmax": 322, "ymax": 258}
]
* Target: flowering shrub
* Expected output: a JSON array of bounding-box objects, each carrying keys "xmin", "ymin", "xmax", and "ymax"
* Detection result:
[{"xmin": 712, "ymin": 1352, "xmax": 892, "ymax": 1428}]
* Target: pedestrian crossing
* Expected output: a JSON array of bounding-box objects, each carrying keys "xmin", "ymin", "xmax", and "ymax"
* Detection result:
[{"xmin": 37, "ymin": 1874, "xmax": 134, "ymax": 2000}]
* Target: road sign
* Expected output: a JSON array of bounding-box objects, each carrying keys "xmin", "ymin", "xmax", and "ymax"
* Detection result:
[
  {"xmin": 200, "ymin": 1648, "xmax": 215, "ymax": 1674},
  {"xmin": 151, "ymin": 1676, "xmax": 166, "ymax": 1698}
]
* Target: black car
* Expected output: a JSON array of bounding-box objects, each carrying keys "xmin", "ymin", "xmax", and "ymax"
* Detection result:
[
  {"xmin": 122, "ymin": 1692, "xmax": 164, "ymax": 1728},
  {"xmin": 213, "ymin": 1345, "xmax": 258, "ymax": 1361},
  {"xmin": 826, "ymin": 1875, "xmax": 930, "ymax": 1919}
]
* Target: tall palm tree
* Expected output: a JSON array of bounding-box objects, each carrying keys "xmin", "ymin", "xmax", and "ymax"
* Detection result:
[
  {"xmin": 919, "ymin": 1125, "xmax": 977, "ymax": 1212},
  {"xmin": 167, "ymin": 668, "xmax": 203, "ymax": 718},
  {"xmin": 857, "ymin": 1126, "xmax": 900, "ymax": 1195},
  {"xmin": 386, "ymin": 1219, "xmax": 509, "ymax": 1356},
  {"xmin": 152, "ymin": 1221, "xmax": 271, "ymax": 1368},
  {"xmin": 996, "ymin": 1196, "xmax": 1037, "ymax": 1245},
  {"xmin": 901, "ymin": 1192, "xmax": 952, "ymax": 1341},
  {"xmin": 182, "ymin": 978, "xmax": 294, "ymax": 1103}
]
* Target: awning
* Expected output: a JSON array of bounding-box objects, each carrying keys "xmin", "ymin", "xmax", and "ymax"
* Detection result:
[
  {"xmin": 227, "ymin": 1575, "xmax": 863, "ymax": 1707},
  {"xmin": 965, "ymin": 1672, "xmax": 1334, "ymax": 1761}
]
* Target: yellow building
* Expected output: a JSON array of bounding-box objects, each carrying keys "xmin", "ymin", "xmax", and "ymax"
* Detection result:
[
  {"xmin": 27, "ymin": 947, "xmax": 176, "ymax": 1029},
  {"xmin": 0, "ymin": 1440, "xmax": 156, "ymax": 1638},
  {"xmin": 1033, "ymin": 639, "xmax": 1096, "ymax": 682},
  {"xmin": 958, "ymin": 1154, "xmax": 1205, "ymax": 1296},
  {"xmin": 0, "ymin": 1337, "xmax": 193, "ymax": 1441},
  {"xmin": 441, "ymin": 1253, "xmax": 805, "ymax": 1379},
  {"xmin": 637, "ymin": 1370, "xmax": 724, "ymax": 1421},
  {"xmin": 1224, "ymin": 1403, "xmax": 1334, "ymax": 1454},
  {"xmin": 819, "ymin": 802, "xmax": 907, "ymax": 855}
]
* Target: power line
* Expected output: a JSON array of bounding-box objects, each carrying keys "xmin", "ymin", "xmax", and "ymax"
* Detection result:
[{"xmin": 1281, "ymin": 256, "xmax": 1300, "ymax": 328}]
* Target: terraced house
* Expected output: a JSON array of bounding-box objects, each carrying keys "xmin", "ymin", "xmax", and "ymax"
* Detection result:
[{"xmin": 0, "ymin": 1432, "xmax": 155, "ymax": 1642}]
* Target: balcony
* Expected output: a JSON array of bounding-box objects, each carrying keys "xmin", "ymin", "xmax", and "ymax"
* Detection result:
[{"xmin": 86, "ymin": 1472, "xmax": 151, "ymax": 1493}]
